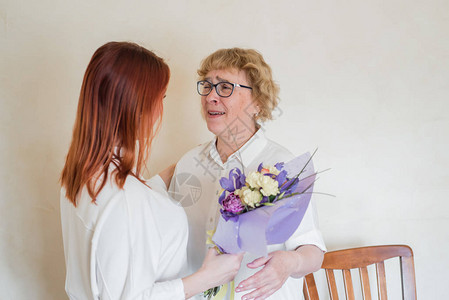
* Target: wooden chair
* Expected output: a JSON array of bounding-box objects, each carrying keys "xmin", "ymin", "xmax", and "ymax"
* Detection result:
[{"xmin": 303, "ymin": 245, "xmax": 416, "ymax": 300}]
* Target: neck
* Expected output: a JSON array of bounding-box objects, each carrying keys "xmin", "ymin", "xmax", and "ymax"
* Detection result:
[{"xmin": 216, "ymin": 126, "xmax": 258, "ymax": 163}]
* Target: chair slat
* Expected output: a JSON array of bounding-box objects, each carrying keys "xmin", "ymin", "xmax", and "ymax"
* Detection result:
[
  {"xmin": 325, "ymin": 269, "xmax": 339, "ymax": 300},
  {"xmin": 376, "ymin": 262, "xmax": 388, "ymax": 300},
  {"xmin": 304, "ymin": 273, "xmax": 319, "ymax": 300},
  {"xmin": 343, "ymin": 269, "xmax": 355, "ymax": 300},
  {"xmin": 303, "ymin": 245, "xmax": 416, "ymax": 300},
  {"xmin": 400, "ymin": 256, "xmax": 417, "ymax": 300},
  {"xmin": 304, "ymin": 284, "xmax": 310, "ymax": 300},
  {"xmin": 359, "ymin": 267, "xmax": 371, "ymax": 300}
]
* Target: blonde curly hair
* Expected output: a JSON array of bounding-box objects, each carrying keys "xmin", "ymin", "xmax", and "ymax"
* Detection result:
[{"xmin": 197, "ymin": 48, "xmax": 279, "ymax": 122}]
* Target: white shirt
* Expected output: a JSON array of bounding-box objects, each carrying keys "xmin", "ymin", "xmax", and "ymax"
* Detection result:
[
  {"xmin": 60, "ymin": 168, "xmax": 188, "ymax": 300},
  {"xmin": 165, "ymin": 130, "xmax": 326, "ymax": 300}
]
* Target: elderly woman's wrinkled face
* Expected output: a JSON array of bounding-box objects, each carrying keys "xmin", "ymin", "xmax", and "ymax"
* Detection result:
[{"xmin": 201, "ymin": 69, "xmax": 259, "ymax": 138}]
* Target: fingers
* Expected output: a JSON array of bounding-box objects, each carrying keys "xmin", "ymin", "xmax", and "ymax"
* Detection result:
[
  {"xmin": 201, "ymin": 250, "xmax": 245, "ymax": 287},
  {"xmin": 205, "ymin": 247, "xmax": 219, "ymax": 257},
  {"xmin": 237, "ymin": 252, "xmax": 291, "ymax": 298},
  {"xmin": 236, "ymin": 268, "xmax": 267, "ymax": 292},
  {"xmin": 241, "ymin": 285, "xmax": 278, "ymax": 300},
  {"xmin": 237, "ymin": 268, "xmax": 282, "ymax": 300},
  {"xmin": 247, "ymin": 254, "xmax": 271, "ymax": 269}
]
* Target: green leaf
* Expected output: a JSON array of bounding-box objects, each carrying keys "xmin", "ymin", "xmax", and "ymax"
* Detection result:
[{"xmin": 203, "ymin": 285, "xmax": 221, "ymax": 299}]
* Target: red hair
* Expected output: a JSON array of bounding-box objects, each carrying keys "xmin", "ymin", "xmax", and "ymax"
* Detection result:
[{"xmin": 61, "ymin": 42, "xmax": 170, "ymax": 206}]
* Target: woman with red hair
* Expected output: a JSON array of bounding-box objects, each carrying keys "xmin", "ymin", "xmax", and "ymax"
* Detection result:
[{"xmin": 60, "ymin": 42, "xmax": 242, "ymax": 299}]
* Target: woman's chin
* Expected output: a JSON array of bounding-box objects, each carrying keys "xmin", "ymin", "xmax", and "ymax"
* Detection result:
[{"xmin": 206, "ymin": 121, "xmax": 225, "ymax": 136}]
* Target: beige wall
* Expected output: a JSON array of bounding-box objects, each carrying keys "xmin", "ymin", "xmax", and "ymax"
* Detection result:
[{"xmin": 1, "ymin": 0, "xmax": 448, "ymax": 298}]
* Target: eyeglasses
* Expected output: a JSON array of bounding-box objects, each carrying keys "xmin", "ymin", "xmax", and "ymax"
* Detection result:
[{"xmin": 197, "ymin": 80, "xmax": 252, "ymax": 98}]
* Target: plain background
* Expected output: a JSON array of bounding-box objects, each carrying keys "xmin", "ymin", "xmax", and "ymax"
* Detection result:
[{"xmin": 1, "ymin": 0, "xmax": 448, "ymax": 299}]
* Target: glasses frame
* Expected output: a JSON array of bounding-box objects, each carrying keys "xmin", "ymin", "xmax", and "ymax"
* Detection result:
[{"xmin": 197, "ymin": 80, "xmax": 252, "ymax": 98}]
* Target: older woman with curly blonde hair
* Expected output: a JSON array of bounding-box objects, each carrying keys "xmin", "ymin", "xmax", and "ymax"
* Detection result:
[{"xmin": 158, "ymin": 48, "xmax": 326, "ymax": 300}]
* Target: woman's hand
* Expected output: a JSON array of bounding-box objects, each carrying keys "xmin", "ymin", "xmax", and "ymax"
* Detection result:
[
  {"xmin": 182, "ymin": 248, "xmax": 244, "ymax": 299},
  {"xmin": 235, "ymin": 250, "xmax": 298, "ymax": 300},
  {"xmin": 200, "ymin": 248, "xmax": 244, "ymax": 287},
  {"xmin": 236, "ymin": 245, "xmax": 324, "ymax": 300}
]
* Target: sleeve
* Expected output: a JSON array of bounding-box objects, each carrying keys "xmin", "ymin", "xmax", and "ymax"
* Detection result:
[
  {"xmin": 284, "ymin": 198, "xmax": 327, "ymax": 252},
  {"xmin": 92, "ymin": 191, "xmax": 185, "ymax": 300}
]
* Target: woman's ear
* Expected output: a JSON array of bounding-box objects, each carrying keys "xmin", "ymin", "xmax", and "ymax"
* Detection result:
[{"xmin": 254, "ymin": 103, "xmax": 261, "ymax": 117}]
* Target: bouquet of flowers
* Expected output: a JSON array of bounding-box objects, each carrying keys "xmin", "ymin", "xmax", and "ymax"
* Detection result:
[{"xmin": 204, "ymin": 151, "xmax": 319, "ymax": 299}]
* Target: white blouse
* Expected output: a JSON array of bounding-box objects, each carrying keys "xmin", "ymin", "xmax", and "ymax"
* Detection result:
[
  {"xmin": 163, "ymin": 129, "xmax": 326, "ymax": 300},
  {"xmin": 60, "ymin": 170, "xmax": 188, "ymax": 300}
]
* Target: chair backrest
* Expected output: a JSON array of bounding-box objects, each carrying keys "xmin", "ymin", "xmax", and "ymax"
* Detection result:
[{"xmin": 303, "ymin": 245, "xmax": 416, "ymax": 300}]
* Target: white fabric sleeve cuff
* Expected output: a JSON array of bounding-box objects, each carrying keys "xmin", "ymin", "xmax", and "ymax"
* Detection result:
[
  {"xmin": 284, "ymin": 228, "xmax": 327, "ymax": 252},
  {"xmin": 142, "ymin": 278, "xmax": 185, "ymax": 299}
]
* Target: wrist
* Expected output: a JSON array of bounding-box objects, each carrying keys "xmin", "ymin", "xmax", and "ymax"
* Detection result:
[
  {"xmin": 182, "ymin": 268, "xmax": 209, "ymax": 299},
  {"xmin": 289, "ymin": 250, "xmax": 304, "ymax": 278}
]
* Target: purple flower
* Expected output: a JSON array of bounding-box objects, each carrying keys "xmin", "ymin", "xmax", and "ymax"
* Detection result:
[
  {"xmin": 276, "ymin": 170, "xmax": 287, "ymax": 186},
  {"xmin": 233, "ymin": 169, "xmax": 246, "ymax": 190},
  {"xmin": 220, "ymin": 209, "xmax": 240, "ymax": 222},
  {"xmin": 275, "ymin": 162, "xmax": 284, "ymax": 171},
  {"xmin": 220, "ymin": 174, "xmax": 235, "ymax": 192},
  {"xmin": 220, "ymin": 168, "xmax": 246, "ymax": 192},
  {"xmin": 218, "ymin": 189, "xmax": 227, "ymax": 205},
  {"xmin": 280, "ymin": 177, "xmax": 299, "ymax": 194},
  {"xmin": 222, "ymin": 193, "xmax": 245, "ymax": 214}
]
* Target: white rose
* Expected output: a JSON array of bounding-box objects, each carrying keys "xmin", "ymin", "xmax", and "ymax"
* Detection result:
[
  {"xmin": 259, "ymin": 176, "xmax": 279, "ymax": 197},
  {"xmin": 237, "ymin": 186, "xmax": 262, "ymax": 208},
  {"xmin": 234, "ymin": 187, "xmax": 245, "ymax": 199},
  {"xmin": 246, "ymin": 171, "xmax": 264, "ymax": 189}
]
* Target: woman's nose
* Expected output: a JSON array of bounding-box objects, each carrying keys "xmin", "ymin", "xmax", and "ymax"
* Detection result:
[{"xmin": 205, "ymin": 88, "xmax": 219, "ymax": 103}]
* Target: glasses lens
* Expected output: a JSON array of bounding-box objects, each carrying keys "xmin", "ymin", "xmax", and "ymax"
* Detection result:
[
  {"xmin": 198, "ymin": 81, "xmax": 212, "ymax": 96},
  {"xmin": 217, "ymin": 82, "xmax": 233, "ymax": 97}
]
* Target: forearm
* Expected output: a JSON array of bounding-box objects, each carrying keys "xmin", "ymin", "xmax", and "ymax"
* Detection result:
[
  {"xmin": 182, "ymin": 271, "xmax": 204, "ymax": 299},
  {"xmin": 181, "ymin": 269, "xmax": 217, "ymax": 299},
  {"xmin": 290, "ymin": 244, "xmax": 324, "ymax": 278}
]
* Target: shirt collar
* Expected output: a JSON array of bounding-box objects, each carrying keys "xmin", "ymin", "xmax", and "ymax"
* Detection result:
[{"xmin": 208, "ymin": 129, "xmax": 268, "ymax": 168}]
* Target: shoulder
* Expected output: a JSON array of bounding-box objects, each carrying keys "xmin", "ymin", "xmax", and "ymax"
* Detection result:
[
  {"xmin": 262, "ymin": 137, "xmax": 295, "ymax": 161},
  {"xmin": 122, "ymin": 175, "xmax": 150, "ymax": 197},
  {"xmin": 123, "ymin": 175, "xmax": 185, "ymax": 213}
]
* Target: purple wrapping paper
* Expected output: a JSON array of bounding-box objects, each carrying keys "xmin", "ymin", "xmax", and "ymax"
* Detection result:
[{"xmin": 212, "ymin": 152, "xmax": 315, "ymax": 257}]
